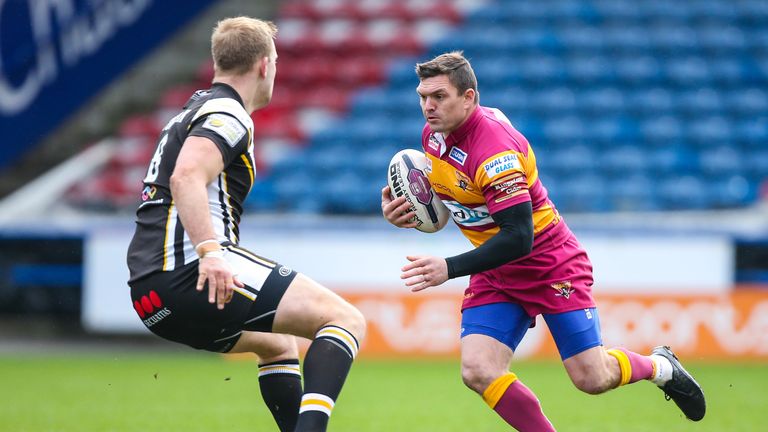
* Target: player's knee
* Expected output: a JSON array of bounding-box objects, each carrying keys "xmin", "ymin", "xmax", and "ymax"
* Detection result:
[
  {"xmin": 232, "ymin": 332, "xmax": 298, "ymax": 360},
  {"xmin": 329, "ymin": 300, "xmax": 367, "ymax": 342},
  {"xmin": 570, "ymin": 371, "xmax": 613, "ymax": 395},
  {"xmin": 460, "ymin": 360, "xmax": 495, "ymax": 394},
  {"xmin": 255, "ymin": 333, "xmax": 299, "ymax": 362}
]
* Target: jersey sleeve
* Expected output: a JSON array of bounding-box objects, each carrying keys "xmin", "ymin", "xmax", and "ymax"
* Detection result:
[
  {"xmin": 474, "ymin": 150, "xmax": 532, "ymax": 214},
  {"xmin": 188, "ymin": 113, "xmax": 249, "ymax": 166}
]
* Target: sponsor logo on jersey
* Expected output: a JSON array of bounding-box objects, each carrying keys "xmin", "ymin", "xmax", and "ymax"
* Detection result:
[
  {"xmin": 278, "ymin": 266, "xmax": 293, "ymax": 277},
  {"xmin": 551, "ymin": 281, "xmax": 574, "ymax": 299},
  {"xmin": 483, "ymin": 153, "xmax": 521, "ymax": 177},
  {"xmin": 492, "ymin": 175, "xmax": 527, "ymax": 202},
  {"xmin": 134, "ymin": 290, "xmax": 173, "ymax": 327},
  {"xmin": 432, "ymin": 182, "xmax": 451, "ymax": 194},
  {"xmin": 428, "ymin": 135, "xmax": 440, "ymax": 151},
  {"xmin": 203, "ymin": 113, "xmax": 246, "ymax": 147},
  {"xmin": 138, "ymin": 198, "xmax": 164, "ymax": 209},
  {"xmin": 442, "ymin": 200, "xmax": 491, "ymax": 226},
  {"xmin": 141, "ymin": 185, "xmax": 157, "ymax": 201},
  {"xmin": 449, "ymin": 147, "xmax": 468, "ymax": 165}
]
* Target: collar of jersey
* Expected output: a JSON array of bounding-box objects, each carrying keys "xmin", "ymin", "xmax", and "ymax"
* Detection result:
[{"xmin": 211, "ymin": 82, "xmax": 245, "ymax": 107}]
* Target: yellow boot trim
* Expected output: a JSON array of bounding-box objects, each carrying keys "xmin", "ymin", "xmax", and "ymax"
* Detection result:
[
  {"xmin": 607, "ymin": 348, "xmax": 632, "ymax": 386},
  {"xmin": 482, "ymin": 373, "xmax": 518, "ymax": 409}
]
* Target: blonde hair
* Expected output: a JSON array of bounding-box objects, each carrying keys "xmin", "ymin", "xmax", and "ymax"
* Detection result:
[
  {"xmin": 211, "ymin": 17, "xmax": 277, "ymax": 75},
  {"xmin": 415, "ymin": 51, "xmax": 479, "ymax": 104}
]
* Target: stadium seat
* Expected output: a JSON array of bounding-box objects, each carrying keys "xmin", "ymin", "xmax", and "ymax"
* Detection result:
[
  {"xmin": 607, "ymin": 174, "xmax": 660, "ymax": 212},
  {"xmin": 687, "ymin": 116, "xmax": 734, "ymax": 148},
  {"xmin": 649, "ymin": 146, "xmax": 699, "ymax": 176},
  {"xmin": 657, "ymin": 175, "xmax": 710, "ymax": 210},
  {"xmin": 66, "ymin": 0, "xmax": 768, "ymax": 214},
  {"xmin": 555, "ymin": 174, "xmax": 611, "ymax": 213}
]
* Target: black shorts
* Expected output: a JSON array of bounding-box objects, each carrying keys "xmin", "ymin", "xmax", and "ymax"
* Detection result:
[{"xmin": 129, "ymin": 243, "xmax": 296, "ymax": 352}]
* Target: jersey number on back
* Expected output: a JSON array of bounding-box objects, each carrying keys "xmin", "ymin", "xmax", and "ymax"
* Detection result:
[{"xmin": 143, "ymin": 134, "xmax": 168, "ymax": 183}]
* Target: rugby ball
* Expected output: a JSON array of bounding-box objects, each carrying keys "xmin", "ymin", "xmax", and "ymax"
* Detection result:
[{"xmin": 387, "ymin": 149, "xmax": 450, "ymax": 233}]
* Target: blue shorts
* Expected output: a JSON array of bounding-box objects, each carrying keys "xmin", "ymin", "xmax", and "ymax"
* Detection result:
[{"xmin": 461, "ymin": 303, "xmax": 603, "ymax": 360}]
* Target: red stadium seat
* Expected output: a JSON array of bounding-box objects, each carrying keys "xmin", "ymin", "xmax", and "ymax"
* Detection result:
[
  {"xmin": 159, "ymin": 85, "xmax": 200, "ymax": 110},
  {"xmin": 118, "ymin": 114, "xmax": 161, "ymax": 139}
]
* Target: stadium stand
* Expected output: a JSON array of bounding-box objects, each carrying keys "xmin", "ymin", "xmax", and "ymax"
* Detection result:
[{"xmin": 62, "ymin": 0, "xmax": 767, "ymax": 215}]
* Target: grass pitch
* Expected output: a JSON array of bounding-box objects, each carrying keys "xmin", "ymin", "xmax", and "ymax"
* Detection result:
[{"xmin": 0, "ymin": 353, "xmax": 763, "ymax": 431}]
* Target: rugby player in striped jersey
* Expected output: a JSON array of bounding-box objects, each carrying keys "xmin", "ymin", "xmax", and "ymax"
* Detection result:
[
  {"xmin": 382, "ymin": 52, "xmax": 705, "ymax": 430},
  {"xmin": 127, "ymin": 17, "xmax": 365, "ymax": 432}
]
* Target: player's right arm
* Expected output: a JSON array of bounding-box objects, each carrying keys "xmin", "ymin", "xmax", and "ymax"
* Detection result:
[
  {"xmin": 381, "ymin": 185, "xmax": 419, "ymax": 228},
  {"xmin": 170, "ymin": 136, "xmax": 243, "ymax": 310}
]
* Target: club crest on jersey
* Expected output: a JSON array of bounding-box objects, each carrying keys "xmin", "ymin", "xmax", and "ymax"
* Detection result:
[
  {"xmin": 449, "ymin": 147, "xmax": 467, "ymax": 165},
  {"xmin": 551, "ymin": 281, "xmax": 574, "ymax": 299},
  {"xmin": 454, "ymin": 170, "xmax": 474, "ymax": 192}
]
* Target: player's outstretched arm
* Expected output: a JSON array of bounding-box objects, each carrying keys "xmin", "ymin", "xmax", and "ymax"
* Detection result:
[{"xmin": 381, "ymin": 185, "xmax": 419, "ymax": 228}]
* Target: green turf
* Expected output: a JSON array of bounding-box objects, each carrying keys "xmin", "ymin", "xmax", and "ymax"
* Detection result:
[{"xmin": 0, "ymin": 353, "xmax": 764, "ymax": 431}]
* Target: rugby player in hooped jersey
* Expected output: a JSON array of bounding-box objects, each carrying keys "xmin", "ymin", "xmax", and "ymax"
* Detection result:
[
  {"xmin": 127, "ymin": 17, "xmax": 365, "ymax": 432},
  {"xmin": 380, "ymin": 51, "xmax": 705, "ymax": 430}
]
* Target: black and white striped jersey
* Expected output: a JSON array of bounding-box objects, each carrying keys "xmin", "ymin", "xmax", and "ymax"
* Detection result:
[{"xmin": 127, "ymin": 83, "xmax": 256, "ymax": 282}]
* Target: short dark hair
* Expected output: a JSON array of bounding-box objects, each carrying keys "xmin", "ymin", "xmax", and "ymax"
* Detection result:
[{"xmin": 415, "ymin": 51, "xmax": 478, "ymax": 104}]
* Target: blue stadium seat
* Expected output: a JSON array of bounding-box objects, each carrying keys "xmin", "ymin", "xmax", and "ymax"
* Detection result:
[
  {"xmin": 664, "ymin": 57, "xmax": 713, "ymax": 87},
  {"xmin": 272, "ymin": 171, "xmax": 321, "ymax": 213},
  {"xmin": 640, "ymin": 116, "xmax": 685, "ymax": 145},
  {"xmin": 690, "ymin": 0, "xmax": 738, "ymax": 21},
  {"xmin": 698, "ymin": 25, "xmax": 747, "ymax": 53},
  {"xmin": 519, "ymin": 56, "xmax": 567, "ymax": 84},
  {"xmin": 546, "ymin": 144, "xmax": 597, "ymax": 172},
  {"xmin": 261, "ymin": 0, "xmax": 768, "ymax": 214},
  {"xmin": 555, "ymin": 174, "xmax": 610, "ymax": 213},
  {"xmin": 600, "ymin": 146, "xmax": 647, "ymax": 175},
  {"xmin": 644, "ymin": 0, "xmax": 694, "ymax": 22},
  {"xmin": 736, "ymin": 118, "xmax": 768, "ymax": 149},
  {"xmin": 686, "ymin": 116, "xmax": 733, "ymax": 148},
  {"xmin": 566, "ymin": 56, "xmax": 615, "ymax": 84},
  {"xmin": 726, "ymin": 88, "xmax": 768, "ymax": 117},
  {"xmin": 559, "ymin": 24, "xmax": 605, "ymax": 52},
  {"xmin": 614, "ymin": 56, "xmax": 663, "ymax": 85},
  {"xmin": 580, "ymin": 87, "xmax": 626, "ymax": 115},
  {"xmin": 657, "ymin": 176, "xmax": 710, "ymax": 210},
  {"xmin": 710, "ymin": 175, "xmax": 755, "ymax": 208},
  {"xmin": 629, "ymin": 88, "xmax": 676, "ymax": 116},
  {"xmin": 589, "ymin": 116, "xmax": 639, "ymax": 145},
  {"xmin": 543, "ymin": 116, "xmax": 587, "ymax": 147},
  {"xmin": 698, "ymin": 147, "xmax": 743, "ymax": 176},
  {"xmin": 649, "ymin": 146, "xmax": 699, "ymax": 176},
  {"xmin": 744, "ymin": 150, "xmax": 768, "ymax": 181},
  {"xmin": 678, "ymin": 88, "xmax": 724, "ymax": 117},
  {"xmin": 528, "ymin": 87, "xmax": 577, "ymax": 115},
  {"xmin": 472, "ymin": 58, "xmax": 523, "ymax": 87},
  {"xmin": 607, "ymin": 174, "xmax": 660, "ymax": 212}
]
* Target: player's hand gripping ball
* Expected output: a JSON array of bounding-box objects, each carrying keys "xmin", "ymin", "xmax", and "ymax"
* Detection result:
[{"xmin": 387, "ymin": 149, "xmax": 450, "ymax": 233}]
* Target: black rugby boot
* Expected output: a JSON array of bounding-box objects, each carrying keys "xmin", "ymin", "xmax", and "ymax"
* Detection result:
[{"xmin": 652, "ymin": 345, "xmax": 706, "ymax": 421}]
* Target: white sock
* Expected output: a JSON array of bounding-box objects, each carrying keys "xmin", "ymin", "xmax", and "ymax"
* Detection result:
[{"xmin": 650, "ymin": 354, "xmax": 673, "ymax": 386}]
